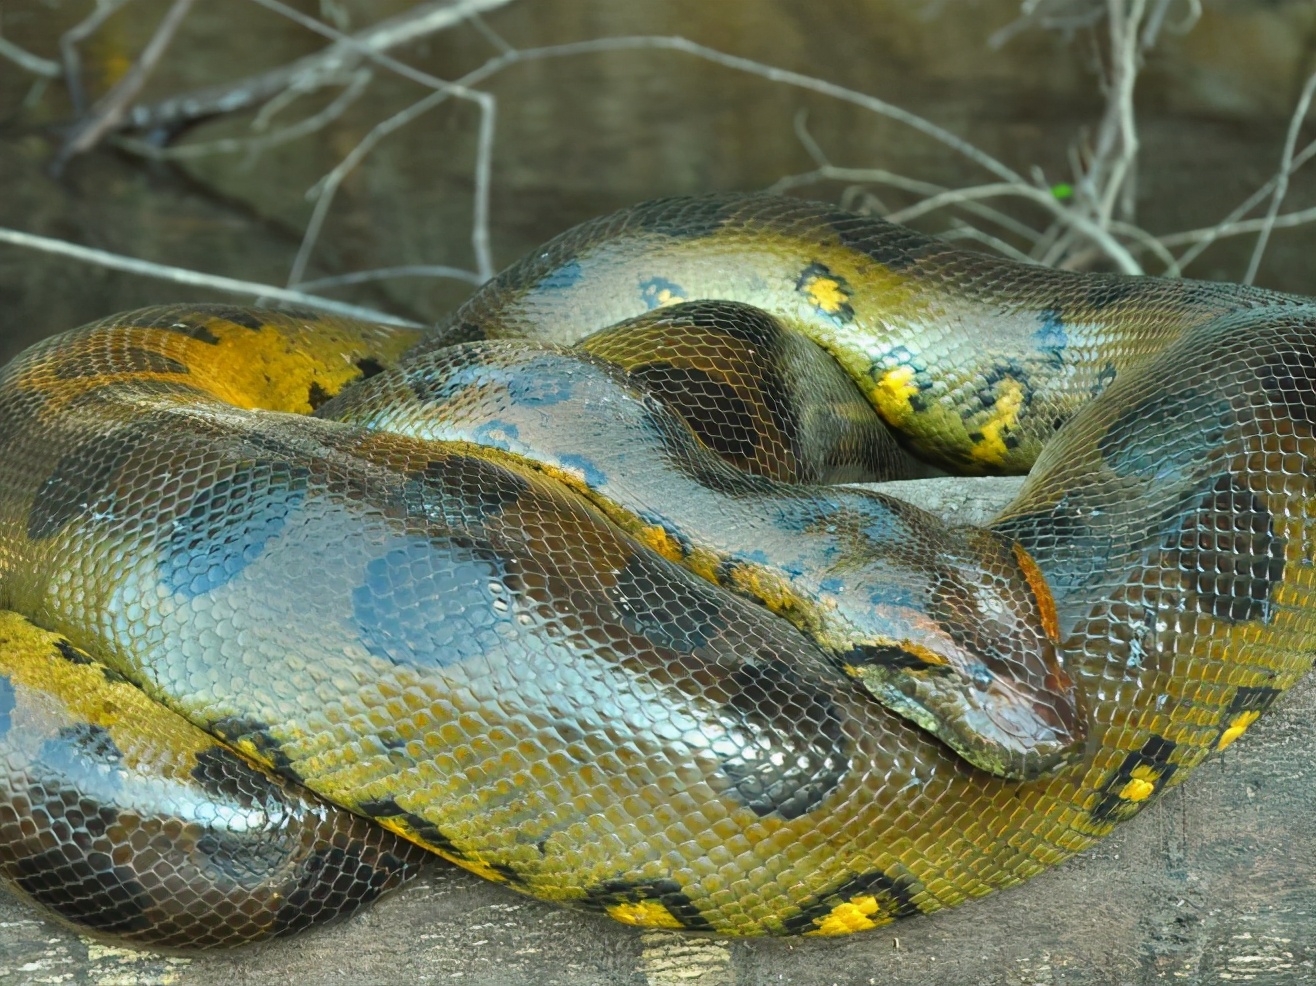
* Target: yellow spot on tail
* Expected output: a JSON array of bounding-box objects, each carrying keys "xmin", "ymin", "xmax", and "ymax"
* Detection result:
[
  {"xmin": 1218, "ymin": 710, "xmax": 1261, "ymax": 750},
  {"xmin": 872, "ymin": 366, "xmax": 919, "ymax": 426},
  {"xmin": 1117, "ymin": 764, "xmax": 1161, "ymax": 802},
  {"xmin": 802, "ymin": 274, "xmax": 849, "ymax": 316},
  {"xmin": 970, "ymin": 379, "xmax": 1026, "ymax": 466},
  {"xmin": 607, "ymin": 901, "xmax": 685, "ymax": 929},
  {"xmin": 809, "ymin": 895, "xmax": 889, "ymax": 936}
]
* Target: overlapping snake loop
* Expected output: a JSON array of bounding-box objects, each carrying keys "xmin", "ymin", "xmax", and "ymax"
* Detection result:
[{"xmin": 0, "ymin": 194, "xmax": 1313, "ymax": 945}]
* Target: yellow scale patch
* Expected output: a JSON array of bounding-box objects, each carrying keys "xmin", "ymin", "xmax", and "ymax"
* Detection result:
[
  {"xmin": 184, "ymin": 317, "xmax": 419, "ymax": 413},
  {"xmin": 606, "ymin": 900, "xmax": 686, "ymax": 929},
  {"xmin": 799, "ymin": 271, "xmax": 851, "ymax": 317},
  {"xmin": 807, "ymin": 895, "xmax": 891, "ymax": 936},
  {"xmin": 0, "ymin": 612, "xmax": 225, "ymax": 784},
  {"xmin": 1217, "ymin": 710, "xmax": 1260, "ymax": 750},
  {"xmin": 1116, "ymin": 764, "xmax": 1162, "ymax": 803},
  {"xmin": 969, "ymin": 379, "xmax": 1026, "ymax": 467},
  {"xmin": 872, "ymin": 366, "xmax": 920, "ymax": 427}
]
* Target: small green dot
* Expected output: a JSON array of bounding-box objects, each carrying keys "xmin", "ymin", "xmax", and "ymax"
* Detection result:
[{"xmin": 1050, "ymin": 183, "xmax": 1073, "ymax": 200}]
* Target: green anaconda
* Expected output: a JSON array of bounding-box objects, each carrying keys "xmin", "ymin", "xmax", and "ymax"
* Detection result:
[{"xmin": 0, "ymin": 193, "xmax": 1313, "ymax": 945}]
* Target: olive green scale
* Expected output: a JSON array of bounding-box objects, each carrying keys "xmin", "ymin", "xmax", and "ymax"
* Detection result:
[{"xmin": 0, "ymin": 194, "xmax": 1312, "ymax": 943}]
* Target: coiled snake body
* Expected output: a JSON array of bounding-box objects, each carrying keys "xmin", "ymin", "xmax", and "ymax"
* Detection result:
[{"xmin": 0, "ymin": 194, "xmax": 1314, "ymax": 944}]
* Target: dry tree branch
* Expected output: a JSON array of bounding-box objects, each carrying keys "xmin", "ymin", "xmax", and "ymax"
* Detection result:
[
  {"xmin": 0, "ymin": 33, "xmax": 60, "ymax": 78},
  {"xmin": 53, "ymin": 0, "xmax": 196, "ymax": 172},
  {"xmin": 1243, "ymin": 70, "xmax": 1316, "ymax": 285},
  {"xmin": 6, "ymin": 0, "xmax": 1315, "ymax": 322},
  {"xmin": 249, "ymin": 0, "xmax": 498, "ymax": 284},
  {"xmin": 59, "ymin": 0, "xmax": 134, "ymax": 118},
  {"xmin": 0, "ymin": 226, "xmax": 422, "ymax": 327},
  {"xmin": 118, "ymin": 0, "xmax": 514, "ymax": 134},
  {"xmin": 111, "ymin": 69, "xmax": 373, "ymax": 162}
]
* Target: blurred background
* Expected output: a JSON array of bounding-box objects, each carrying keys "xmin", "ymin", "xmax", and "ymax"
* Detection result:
[
  {"xmin": 1, "ymin": 0, "xmax": 1314, "ymax": 364},
  {"xmin": 1, "ymin": 3, "xmax": 1315, "ymax": 984}
]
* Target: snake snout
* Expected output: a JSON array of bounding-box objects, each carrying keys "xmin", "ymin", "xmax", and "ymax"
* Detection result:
[{"xmin": 841, "ymin": 527, "xmax": 1087, "ymax": 780}]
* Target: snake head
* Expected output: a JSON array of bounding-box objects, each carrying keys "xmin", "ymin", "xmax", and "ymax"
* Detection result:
[{"xmin": 841, "ymin": 529, "xmax": 1087, "ymax": 781}]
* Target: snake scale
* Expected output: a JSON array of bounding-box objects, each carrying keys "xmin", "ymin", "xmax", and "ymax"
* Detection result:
[{"xmin": 0, "ymin": 193, "xmax": 1314, "ymax": 945}]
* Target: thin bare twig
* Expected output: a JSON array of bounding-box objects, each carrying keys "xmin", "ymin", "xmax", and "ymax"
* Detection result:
[
  {"xmin": 0, "ymin": 227, "xmax": 421, "ymax": 327},
  {"xmin": 0, "ymin": 34, "xmax": 60, "ymax": 77},
  {"xmin": 59, "ymin": 0, "xmax": 133, "ymax": 119},
  {"xmin": 54, "ymin": 0, "xmax": 196, "ymax": 172},
  {"xmin": 252, "ymin": 0, "xmax": 498, "ymax": 284},
  {"xmin": 111, "ymin": 69, "xmax": 372, "ymax": 162},
  {"xmin": 119, "ymin": 0, "xmax": 514, "ymax": 133},
  {"xmin": 298, "ymin": 264, "xmax": 484, "ymax": 290},
  {"xmin": 287, "ymin": 88, "xmax": 453, "ymax": 287},
  {"xmin": 1243, "ymin": 70, "xmax": 1316, "ymax": 285}
]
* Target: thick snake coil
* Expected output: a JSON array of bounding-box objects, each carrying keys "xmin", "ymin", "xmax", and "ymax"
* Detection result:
[{"xmin": 1, "ymin": 193, "xmax": 1314, "ymax": 946}]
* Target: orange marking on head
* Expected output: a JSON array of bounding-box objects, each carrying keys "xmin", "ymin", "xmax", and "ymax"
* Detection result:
[{"xmin": 1013, "ymin": 542, "xmax": 1060, "ymax": 644}]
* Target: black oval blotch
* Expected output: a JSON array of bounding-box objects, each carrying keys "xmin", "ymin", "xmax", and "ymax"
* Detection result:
[
  {"xmin": 191, "ymin": 744, "xmax": 293, "ymax": 812},
  {"xmin": 27, "ymin": 426, "xmax": 141, "ymax": 540},
  {"xmin": 629, "ymin": 363, "xmax": 765, "ymax": 464},
  {"xmin": 716, "ymin": 653, "xmax": 850, "ymax": 820},
  {"xmin": 581, "ymin": 878, "xmax": 713, "ymax": 930},
  {"xmin": 1163, "ymin": 474, "xmax": 1285, "ymax": 624},
  {"xmin": 54, "ymin": 346, "xmax": 188, "ymax": 379},
  {"xmin": 782, "ymin": 869, "xmax": 922, "ymax": 934}
]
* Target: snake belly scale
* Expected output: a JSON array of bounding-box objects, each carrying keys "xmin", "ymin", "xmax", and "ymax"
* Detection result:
[{"xmin": 0, "ymin": 193, "xmax": 1314, "ymax": 943}]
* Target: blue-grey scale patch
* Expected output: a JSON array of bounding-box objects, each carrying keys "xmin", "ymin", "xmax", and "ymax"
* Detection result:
[
  {"xmin": 639, "ymin": 276, "xmax": 686, "ymax": 310},
  {"xmin": 0, "ymin": 675, "xmax": 13, "ymax": 737},
  {"xmin": 1257, "ymin": 339, "xmax": 1316, "ymax": 427},
  {"xmin": 353, "ymin": 536, "xmax": 514, "ymax": 668},
  {"xmin": 404, "ymin": 358, "xmax": 489, "ymax": 408},
  {"xmin": 1090, "ymin": 361, "xmax": 1118, "ymax": 398},
  {"xmin": 534, "ymin": 258, "xmax": 584, "ymax": 292},
  {"xmin": 162, "ymin": 460, "xmax": 311, "ymax": 598},
  {"xmin": 37, "ymin": 724, "xmax": 124, "ymax": 774},
  {"xmin": 993, "ymin": 493, "xmax": 1108, "ymax": 599},
  {"xmin": 1098, "ymin": 386, "xmax": 1233, "ymax": 483},
  {"xmin": 555, "ymin": 453, "xmax": 608, "ymax": 489},
  {"xmin": 1035, "ymin": 310, "xmax": 1067, "ymax": 366},
  {"xmin": 470, "ymin": 418, "xmax": 520, "ymax": 452},
  {"xmin": 505, "ymin": 369, "xmax": 574, "ymax": 407}
]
